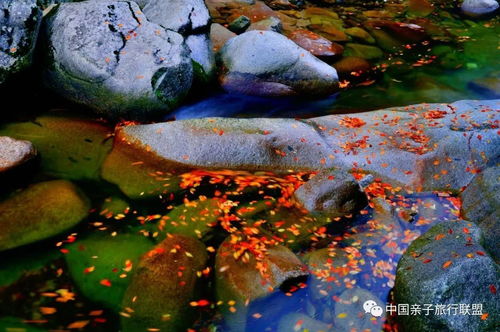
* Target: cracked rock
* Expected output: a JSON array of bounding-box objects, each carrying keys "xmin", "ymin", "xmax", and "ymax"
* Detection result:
[
  {"xmin": 43, "ymin": 1, "xmax": 193, "ymax": 119},
  {"xmin": 0, "ymin": 0, "xmax": 42, "ymax": 84},
  {"xmin": 219, "ymin": 30, "xmax": 339, "ymax": 96}
]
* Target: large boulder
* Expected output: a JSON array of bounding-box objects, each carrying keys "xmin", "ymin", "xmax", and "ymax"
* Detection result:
[
  {"xmin": 461, "ymin": 166, "xmax": 499, "ymax": 261},
  {"xmin": 394, "ymin": 220, "xmax": 499, "ymax": 331},
  {"xmin": 0, "ymin": 180, "xmax": 90, "ymax": 251},
  {"xmin": 0, "ymin": 0, "xmax": 42, "ymax": 84},
  {"xmin": 43, "ymin": 1, "xmax": 193, "ymax": 119},
  {"xmin": 102, "ymin": 100, "xmax": 500, "ymax": 195},
  {"xmin": 121, "ymin": 234, "xmax": 208, "ymax": 332},
  {"xmin": 0, "ymin": 136, "xmax": 36, "ymax": 173},
  {"xmin": 219, "ymin": 30, "xmax": 339, "ymax": 96},
  {"xmin": 461, "ymin": 0, "xmax": 499, "ymax": 17}
]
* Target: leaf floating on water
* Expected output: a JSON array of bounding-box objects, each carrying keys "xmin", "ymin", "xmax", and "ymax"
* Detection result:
[{"xmin": 442, "ymin": 261, "xmax": 452, "ymax": 269}]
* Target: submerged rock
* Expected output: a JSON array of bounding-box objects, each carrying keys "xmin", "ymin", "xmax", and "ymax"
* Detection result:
[
  {"xmin": 229, "ymin": 15, "xmax": 252, "ymax": 33},
  {"xmin": 121, "ymin": 234, "xmax": 208, "ymax": 332},
  {"xmin": 0, "ymin": 115, "xmax": 113, "ymax": 181},
  {"xmin": 219, "ymin": 30, "xmax": 339, "ymax": 96},
  {"xmin": 248, "ymin": 17, "xmax": 283, "ymax": 32},
  {"xmin": 0, "ymin": 136, "xmax": 36, "ymax": 173},
  {"xmin": 394, "ymin": 220, "xmax": 499, "ymax": 331},
  {"xmin": 277, "ymin": 313, "xmax": 332, "ymax": 332},
  {"xmin": 0, "ymin": 0, "xmax": 42, "ymax": 84},
  {"xmin": 216, "ymin": 237, "xmax": 307, "ymax": 330},
  {"xmin": 43, "ymin": 1, "xmax": 193, "ymax": 119},
  {"xmin": 0, "ymin": 180, "xmax": 89, "ymax": 251},
  {"xmin": 293, "ymin": 170, "xmax": 367, "ymax": 217},
  {"xmin": 461, "ymin": 0, "xmax": 499, "ymax": 17},
  {"xmin": 65, "ymin": 231, "xmax": 155, "ymax": 310}
]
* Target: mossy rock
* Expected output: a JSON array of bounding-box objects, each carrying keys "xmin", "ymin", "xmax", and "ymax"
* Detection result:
[
  {"xmin": 64, "ymin": 231, "xmax": 155, "ymax": 311},
  {"xmin": 121, "ymin": 234, "xmax": 208, "ymax": 332},
  {"xmin": 0, "ymin": 115, "xmax": 113, "ymax": 181},
  {"xmin": 344, "ymin": 43, "xmax": 384, "ymax": 60},
  {"xmin": 0, "ymin": 180, "xmax": 90, "ymax": 251}
]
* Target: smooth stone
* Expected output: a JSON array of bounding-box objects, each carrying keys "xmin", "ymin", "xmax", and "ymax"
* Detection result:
[
  {"xmin": 248, "ymin": 17, "xmax": 283, "ymax": 32},
  {"xmin": 210, "ymin": 23, "xmax": 237, "ymax": 52},
  {"xmin": 65, "ymin": 231, "xmax": 155, "ymax": 310},
  {"xmin": 406, "ymin": 0, "xmax": 434, "ymax": 16},
  {"xmin": 186, "ymin": 33, "xmax": 216, "ymax": 82},
  {"xmin": 293, "ymin": 170, "xmax": 367, "ymax": 217},
  {"xmin": 219, "ymin": 30, "xmax": 339, "ymax": 96},
  {"xmin": 344, "ymin": 27, "xmax": 375, "ymax": 44},
  {"xmin": 229, "ymin": 15, "xmax": 252, "ymax": 33},
  {"xmin": 461, "ymin": 0, "xmax": 499, "ymax": 17},
  {"xmin": 344, "ymin": 43, "xmax": 384, "ymax": 59},
  {"xmin": 308, "ymin": 24, "xmax": 349, "ymax": 42},
  {"xmin": 0, "ymin": 0, "xmax": 42, "ymax": 84},
  {"xmin": 0, "ymin": 115, "xmax": 113, "ymax": 181},
  {"xmin": 121, "ymin": 235, "xmax": 208, "ymax": 331},
  {"xmin": 288, "ymin": 29, "xmax": 344, "ymax": 58},
  {"xmin": 394, "ymin": 220, "xmax": 499, "ymax": 331},
  {"xmin": 0, "ymin": 136, "xmax": 36, "ymax": 173},
  {"xmin": 0, "ymin": 180, "xmax": 90, "ymax": 251},
  {"xmin": 333, "ymin": 56, "xmax": 372, "ymax": 76},
  {"xmin": 43, "ymin": 1, "xmax": 193, "ymax": 119}
]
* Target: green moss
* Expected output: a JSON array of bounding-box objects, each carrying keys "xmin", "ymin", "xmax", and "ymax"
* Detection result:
[
  {"xmin": 64, "ymin": 231, "xmax": 155, "ymax": 311},
  {"xmin": 0, "ymin": 116, "xmax": 113, "ymax": 181},
  {"xmin": 0, "ymin": 180, "xmax": 90, "ymax": 252}
]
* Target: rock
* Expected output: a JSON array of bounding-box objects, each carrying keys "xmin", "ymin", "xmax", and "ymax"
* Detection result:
[
  {"xmin": 121, "ymin": 235, "xmax": 208, "ymax": 331},
  {"xmin": 0, "ymin": 115, "xmax": 113, "ymax": 181},
  {"xmin": 461, "ymin": 0, "xmax": 499, "ymax": 17},
  {"xmin": 102, "ymin": 100, "xmax": 500, "ymax": 193},
  {"xmin": 0, "ymin": 136, "xmax": 36, "ymax": 173},
  {"xmin": 228, "ymin": 15, "xmax": 251, "ymax": 33},
  {"xmin": 308, "ymin": 25, "xmax": 349, "ymax": 42},
  {"xmin": 334, "ymin": 287, "xmax": 385, "ymax": 331},
  {"xmin": 43, "ymin": 1, "xmax": 193, "ymax": 119},
  {"xmin": 293, "ymin": 170, "xmax": 367, "ymax": 216},
  {"xmin": 461, "ymin": 166, "xmax": 499, "ymax": 260},
  {"xmin": 333, "ymin": 56, "xmax": 372, "ymax": 77},
  {"xmin": 141, "ymin": 0, "xmax": 214, "ymax": 83},
  {"xmin": 216, "ymin": 237, "xmax": 308, "ymax": 330},
  {"xmin": 219, "ymin": 30, "xmax": 339, "ymax": 96},
  {"xmin": 344, "ymin": 27, "xmax": 375, "ymax": 44},
  {"xmin": 0, "ymin": 180, "xmax": 90, "ymax": 252},
  {"xmin": 407, "ymin": 0, "xmax": 434, "ymax": 16},
  {"xmin": 65, "ymin": 231, "xmax": 155, "ymax": 310},
  {"xmin": 288, "ymin": 30, "xmax": 344, "ymax": 59},
  {"xmin": 344, "ymin": 43, "xmax": 384, "ymax": 59},
  {"xmin": 142, "ymin": 0, "xmax": 210, "ymax": 34},
  {"xmin": 210, "ymin": 23, "xmax": 237, "ymax": 52},
  {"xmin": 394, "ymin": 220, "xmax": 499, "ymax": 331},
  {"xmin": 263, "ymin": 0, "xmax": 301, "ymax": 10},
  {"xmin": 248, "ymin": 17, "xmax": 283, "ymax": 32},
  {"xmin": 0, "ymin": 0, "xmax": 42, "ymax": 84},
  {"xmin": 186, "ymin": 33, "xmax": 216, "ymax": 82},
  {"xmin": 277, "ymin": 313, "xmax": 332, "ymax": 332}
]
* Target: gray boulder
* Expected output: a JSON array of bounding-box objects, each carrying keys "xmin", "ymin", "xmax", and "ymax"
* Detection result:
[
  {"xmin": 293, "ymin": 170, "xmax": 367, "ymax": 217},
  {"xmin": 0, "ymin": 0, "xmax": 42, "ymax": 84},
  {"xmin": 219, "ymin": 30, "xmax": 339, "ymax": 96},
  {"xmin": 394, "ymin": 220, "xmax": 499, "ymax": 331},
  {"xmin": 461, "ymin": 166, "xmax": 499, "ymax": 261},
  {"xmin": 462, "ymin": 0, "xmax": 499, "ymax": 17},
  {"xmin": 141, "ymin": 0, "xmax": 215, "ymax": 82},
  {"xmin": 0, "ymin": 136, "xmax": 36, "ymax": 173},
  {"xmin": 43, "ymin": 1, "xmax": 193, "ymax": 119}
]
